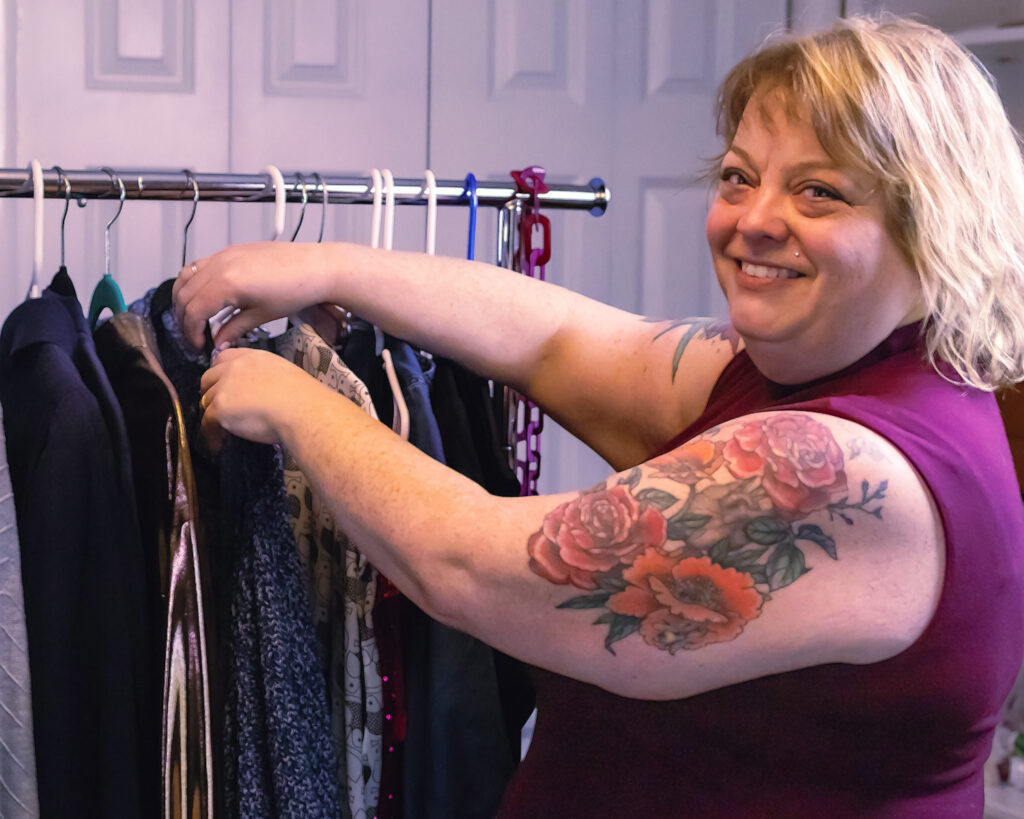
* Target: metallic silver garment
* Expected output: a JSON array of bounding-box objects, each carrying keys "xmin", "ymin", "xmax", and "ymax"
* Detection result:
[{"xmin": 98, "ymin": 313, "xmax": 214, "ymax": 819}]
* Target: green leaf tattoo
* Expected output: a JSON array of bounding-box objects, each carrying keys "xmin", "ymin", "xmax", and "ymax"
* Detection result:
[{"xmin": 646, "ymin": 317, "xmax": 741, "ymax": 383}]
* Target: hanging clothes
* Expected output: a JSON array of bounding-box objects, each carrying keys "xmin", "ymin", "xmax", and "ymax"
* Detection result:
[
  {"xmin": 94, "ymin": 311, "xmax": 215, "ymax": 819},
  {"xmin": 341, "ymin": 321, "xmax": 523, "ymax": 819},
  {"xmin": 135, "ymin": 280, "xmax": 340, "ymax": 819},
  {"xmin": 0, "ymin": 403, "xmax": 40, "ymax": 819},
  {"xmin": 219, "ymin": 437, "xmax": 341, "ymax": 818},
  {"xmin": 273, "ymin": 321, "xmax": 384, "ymax": 819},
  {"xmin": 0, "ymin": 269, "xmax": 159, "ymax": 818},
  {"xmin": 430, "ymin": 358, "xmax": 535, "ymax": 760}
]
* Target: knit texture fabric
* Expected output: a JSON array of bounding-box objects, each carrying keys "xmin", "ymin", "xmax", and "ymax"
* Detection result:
[{"xmin": 219, "ymin": 438, "xmax": 341, "ymax": 819}]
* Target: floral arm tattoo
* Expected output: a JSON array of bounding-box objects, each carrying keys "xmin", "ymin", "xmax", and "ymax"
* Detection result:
[
  {"xmin": 644, "ymin": 317, "xmax": 741, "ymax": 383},
  {"xmin": 526, "ymin": 413, "xmax": 886, "ymax": 654}
]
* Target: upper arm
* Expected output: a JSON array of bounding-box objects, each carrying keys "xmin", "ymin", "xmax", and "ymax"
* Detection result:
[
  {"xmin": 528, "ymin": 314, "xmax": 741, "ymax": 469},
  {"xmin": 454, "ymin": 410, "xmax": 944, "ymax": 701}
]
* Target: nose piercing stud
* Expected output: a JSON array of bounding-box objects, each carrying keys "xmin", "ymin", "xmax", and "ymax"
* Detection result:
[{"xmin": 794, "ymin": 251, "xmax": 800, "ymax": 257}]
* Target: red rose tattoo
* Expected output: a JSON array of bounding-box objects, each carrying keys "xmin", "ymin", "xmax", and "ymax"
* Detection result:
[
  {"xmin": 528, "ymin": 486, "xmax": 668, "ymax": 589},
  {"xmin": 533, "ymin": 412, "xmax": 882, "ymax": 656},
  {"xmin": 724, "ymin": 413, "xmax": 847, "ymax": 516}
]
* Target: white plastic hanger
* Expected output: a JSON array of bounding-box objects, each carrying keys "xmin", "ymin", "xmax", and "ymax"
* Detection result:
[
  {"xmin": 372, "ymin": 168, "xmax": 409, "ymax": 441},
  {"xmin": 26, "ymin": 159, "xmax": 43, "ymax": 299},
  {"xmin": 423, "ymin": 169, "xmax": 437, "ymax": 257},
  {"xmin": 265, "ymin": 164, "xmax": 286, "ymax": 241},
  {"xmin": 209, "ymin": 163, "xmax": 286, "ymax": 340}
]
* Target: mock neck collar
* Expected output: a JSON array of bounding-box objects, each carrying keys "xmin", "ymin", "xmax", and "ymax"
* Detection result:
[{"xmin": 764, "ymin": 320, "xmax": 925, "ymax": 400}]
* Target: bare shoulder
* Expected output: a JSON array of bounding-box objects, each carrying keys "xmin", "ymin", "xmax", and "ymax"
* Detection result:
[
  {"xmin": 624, "ymin": 316, "xmax": 743, "ymax": 460},
  {"xmin": 643, "ymin": 316, "xmax": 744, "ymax": 386},
  {"xmin": 544, "ymin": 314, "xmax": 743, "ymax": 469},
  {"xmin": 519, "ymin": 408, "xmax": 944, "ymax": 699}
]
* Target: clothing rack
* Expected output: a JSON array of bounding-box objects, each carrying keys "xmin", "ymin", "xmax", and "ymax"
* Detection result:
[{"xmin": 0, "ymin": 168, "xmax": 610, "ymax": 214}]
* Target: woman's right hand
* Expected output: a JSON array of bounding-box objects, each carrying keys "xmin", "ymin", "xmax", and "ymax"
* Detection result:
[{"xmin": 172, "ymin": 241, "xmax": 335, "ymax": 350}]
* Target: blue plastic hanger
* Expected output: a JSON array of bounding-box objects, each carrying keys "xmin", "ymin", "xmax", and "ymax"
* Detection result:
[
  {"xmin": 87, "ymin": 168, "xmax": 128, "ymax": 328},
  {"xmin": 463, "ymin": 173, "xmax": 478, "ymax": 260}
]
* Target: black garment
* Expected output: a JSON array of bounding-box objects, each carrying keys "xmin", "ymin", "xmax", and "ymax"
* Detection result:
[
  {"xmin": 342, "ymin": 324, "xmax": 530, "ymax": 818},
  {"xmin": 430, "ymin": 358, "xmax": 535, "ymax": 766},
  {"xmin": 0, "ymin": 269, "xmax": 159, "ymax": 818},
  {"xmin": 431, "ymin": 358, "xmax": 520, "ymax": 498}
]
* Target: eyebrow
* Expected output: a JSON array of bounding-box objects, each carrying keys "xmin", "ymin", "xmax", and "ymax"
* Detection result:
[{"xmin": 726, "ymin": 143, "xmax": 840, "ymax": 178}]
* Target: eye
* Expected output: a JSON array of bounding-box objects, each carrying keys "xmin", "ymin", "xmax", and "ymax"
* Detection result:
[
  {"xmin": 800, "ymin": 183, "xmax": 844, "ymax": 202},
  {"xmin": 719, "ymin": 168, "xmax": 750, "ymax": 188}
]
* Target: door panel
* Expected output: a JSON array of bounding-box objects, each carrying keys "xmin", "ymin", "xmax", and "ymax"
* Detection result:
[
  {"xmin": 5, "ymin": 0, "xmax": 231, "ymax": 316},
  {"xmin": 431, "ymin": 0, "xmax": 786, "ymax": 493},
  {"xmin": 228, "ymin": 0, "xmax": 428, "ymax": 249}
]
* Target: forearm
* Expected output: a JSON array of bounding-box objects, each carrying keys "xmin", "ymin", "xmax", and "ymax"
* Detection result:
[
  {"xmin": 180, "ymin": 241, "xmax": 733, "ymax": 469},
  {"xmin": 313, "ymin": 242, "xmax": 699, "ymax": 464},
  {"xmin": 275, "ymin": 375, "xmax": 528, "ymax": 624},
  {"xmin": 316, "ymin": 242, "xmax": 590, "ymax": 395}
]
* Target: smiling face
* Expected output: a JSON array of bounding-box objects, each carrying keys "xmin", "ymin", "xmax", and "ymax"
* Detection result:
[{"xmin": 706, "ymin": 91, "xmax": 923, "ymax": 383}]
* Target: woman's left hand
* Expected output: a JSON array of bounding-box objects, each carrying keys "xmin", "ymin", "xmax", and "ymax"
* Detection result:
[{"xmin": 199, "ymin": 347, "xmax": 320, "ymax": 447}]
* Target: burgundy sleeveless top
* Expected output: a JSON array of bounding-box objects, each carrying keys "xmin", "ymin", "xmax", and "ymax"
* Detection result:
[{"xmin": 499, "ymin": 323, "xmax": 1024, "ymax": 818}]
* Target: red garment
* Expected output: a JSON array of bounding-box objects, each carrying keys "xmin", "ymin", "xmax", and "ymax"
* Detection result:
[
  {"xmin": 373, "ymin": 575, "xmax": 407, "ymax": 819},
  {"xmin": 499, "ymin": 323, "xmax": 1024, "ymax": 818}
]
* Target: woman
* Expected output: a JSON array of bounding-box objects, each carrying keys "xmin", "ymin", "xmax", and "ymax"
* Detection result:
[{"xmin": 174, "ymin": 15, "xmax": 1024, "ymax": 817}]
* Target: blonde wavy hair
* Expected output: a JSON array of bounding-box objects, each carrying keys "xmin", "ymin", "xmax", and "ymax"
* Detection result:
[{"xmin": 715, "ymin": 14, "xmax": 1024, "ymax": 390}]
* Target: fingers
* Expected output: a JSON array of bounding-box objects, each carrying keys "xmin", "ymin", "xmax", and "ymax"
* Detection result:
[
  {"xmin": 209, "ymin": 307, "xmax": 267, "ymax": 349},
  {"xmin": 172, "ymin": 254, "xmax": 209, "ymax": 317},
  {"xmin": 174, "ymin": 255, "xmax": 224, "ymax": 350},
  {"xmin": 174, "ymin": 248, "xmax": 276, "ymax": 350},
  {"xmin": 198, "ymin": 400, "xmax": 226, "ymax": 455},
  {"xmin": 198, "ymin": 357, "xmax": 228, "ymax": 454}
]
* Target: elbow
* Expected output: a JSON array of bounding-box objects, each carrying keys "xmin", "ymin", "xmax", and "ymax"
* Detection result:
[{"xmin": 412, "ymin": 555, "xmax": 481, "ymax": 634}]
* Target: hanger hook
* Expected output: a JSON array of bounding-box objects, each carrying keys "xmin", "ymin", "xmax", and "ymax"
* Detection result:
[
  {"xmin": 289, "ymin": 172, "xmax": 309, "ymax": 242},
  {"xmin": 182, "ymin": 169, "xmax": 199, "ymax": 266},
  {"xmin": 311, "ymin": 172, "xmax": 327, "ymax": 243},
  {"xmin": 53, "ymin": 165, "xmax": 72, "ymax": 267},
  {"xmin": 99, "ymin": 167, "xmax": 126, "ymax": 230},
  {"xmin": 100, "ymin": 167, "xmax": 126, "ymax": 281}
]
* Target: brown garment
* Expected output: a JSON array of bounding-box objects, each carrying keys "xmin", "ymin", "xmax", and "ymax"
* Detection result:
[
  {"xmin": 998, "ymin": 388, "xmax": 1024, "ymax": 493},
  {"xmin": 95, "ymin": 312, "xmax": 214, "ymax": 819}
]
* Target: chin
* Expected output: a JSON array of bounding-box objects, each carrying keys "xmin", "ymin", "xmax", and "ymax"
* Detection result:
[{"xmin": 725, "ymin": 306, "xmax": 791, "ymax": 344}]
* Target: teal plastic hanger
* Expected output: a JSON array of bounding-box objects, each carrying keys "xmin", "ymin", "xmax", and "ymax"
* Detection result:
[{"xmin": 88, "ymin": 168, "xmax": 127, "ymax": 328}]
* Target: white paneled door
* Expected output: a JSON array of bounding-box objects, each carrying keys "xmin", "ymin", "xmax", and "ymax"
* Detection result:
[
  {"xmin": 5, "ymin": 0, "xmax": 789, "ymax": 495},
  {"xmin": 228, "ymin": 0, "xmax": 428, "ymax": 248},
  {"xmin": 432, "ymin": 0, "xmax": 786, "ymax": 493},
  {"xmin": 6, "ymin": 0, "xmax": 231, "ymax": 314}
]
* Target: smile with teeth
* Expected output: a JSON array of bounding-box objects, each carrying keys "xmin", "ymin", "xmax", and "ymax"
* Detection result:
[{"xmin": 740, "ymin": 261, "xmax": 802, "ymax": 280}]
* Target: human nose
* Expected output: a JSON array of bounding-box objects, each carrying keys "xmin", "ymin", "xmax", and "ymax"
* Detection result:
[{"xmin": 735, "ymin": 187, "xmax": 789, "ymax": 242}]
